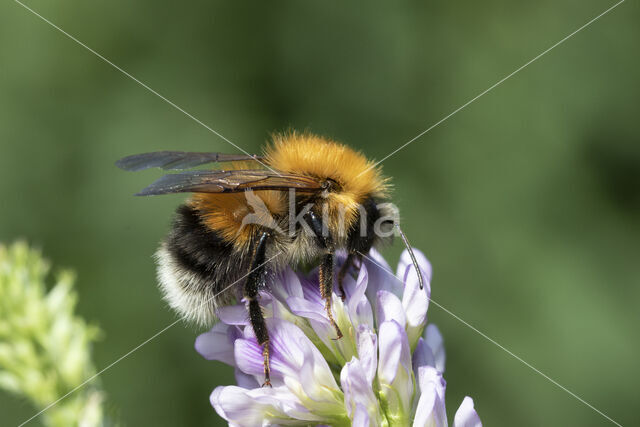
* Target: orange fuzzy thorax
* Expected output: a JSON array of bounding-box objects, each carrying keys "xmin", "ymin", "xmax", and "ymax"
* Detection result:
[
  {"xmin": 191, "ymin": 132, "xmax": 389, "ymax": 246},
  {"xmin": 266, "ymin": 131, "xmax": 389, "ymax": 236},
  {"xmin": 266, "ymin": 131, "xmax": 388, "ymax": 200}
]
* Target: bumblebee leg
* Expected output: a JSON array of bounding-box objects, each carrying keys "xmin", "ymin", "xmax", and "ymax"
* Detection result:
[
  {"xmin": 248, "ymin": 299, "xmax": 271, "ymax": 387},
  {"xmin": 244, "ymin": 231, "xmax": 272, "ymax": 387},
  {"xmin": 336, "ymin": 253, "xmax": 355, "ymax": 301},
  {"xmin": 305, "ymin": 210, "xmax": 342, "ymax": 339},
  {"xmin": 319, "ymin": 252, "xmax": 343, "ymax": 339}
]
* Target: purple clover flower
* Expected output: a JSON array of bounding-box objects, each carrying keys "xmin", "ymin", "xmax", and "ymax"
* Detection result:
[{"xmin": 196, "ymin": 249, "xmax": 482, "ymax": 426}]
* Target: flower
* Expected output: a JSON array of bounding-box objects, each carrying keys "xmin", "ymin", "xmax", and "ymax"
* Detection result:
[
  {"xmin": 0, "ymin": 241, "xmax": 105, "ymax": 427},
  {"xmin": 196, "ymin": 248, "xmax": 482, "ymax": 426}
]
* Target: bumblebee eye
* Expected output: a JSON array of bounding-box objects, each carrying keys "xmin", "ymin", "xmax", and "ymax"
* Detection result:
[{"xmin": 321, "ymin": 178, "xmax": 341, "ymax": 191}]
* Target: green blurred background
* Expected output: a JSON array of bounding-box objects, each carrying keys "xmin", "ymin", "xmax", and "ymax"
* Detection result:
[{"xmin": 1, "ymin": 0, "xmax": 638, "ymax": 425}]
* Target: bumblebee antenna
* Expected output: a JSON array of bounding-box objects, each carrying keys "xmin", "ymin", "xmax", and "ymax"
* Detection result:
[{"xmin": 395, "ymin": 225, "xmax": 425, "ymax": 290}]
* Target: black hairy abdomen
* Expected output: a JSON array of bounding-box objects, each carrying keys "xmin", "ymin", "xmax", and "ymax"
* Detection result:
[{"xmin": 165, "ymin": 204, "xmax": 248, "ymax": 304}]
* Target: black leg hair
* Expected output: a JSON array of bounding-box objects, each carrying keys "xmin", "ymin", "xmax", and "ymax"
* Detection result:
[
  {"xmin": 244, "ymin": 231, "xmax": 272, "ymax": 387},
  {"xmin": 305, "ymin": 210, "xmax": 342, "ymax": 339},
  {"xmin": 319, "ymin": 252, "xmax": 342, "ymax": 339}
]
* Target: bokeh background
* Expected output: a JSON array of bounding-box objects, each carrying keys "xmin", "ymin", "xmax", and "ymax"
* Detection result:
[{"xmin": 1, "ymin": 0, "xmax": 639, "ymax": 425}]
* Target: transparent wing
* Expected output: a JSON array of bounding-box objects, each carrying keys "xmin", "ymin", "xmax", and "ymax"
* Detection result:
[
  {"xmin": 115, "ymin": 151, "xmax": 264, "ymax": 171},
  {"xmin": 135, "ymin": 170, "xmax": 323, "ymax": 196}
]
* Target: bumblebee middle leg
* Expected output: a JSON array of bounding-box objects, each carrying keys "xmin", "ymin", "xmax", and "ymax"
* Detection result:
[
  {"xmin": 244, "ymin": 231, "xmax": 272, "ymax": 387},
  {"xmin": 319, "ymin": 252, "xmax": 343, "ymax": 339},
  {"xmin": 305, "ymin": 210, "xmax": 343, "ymax": 339}
]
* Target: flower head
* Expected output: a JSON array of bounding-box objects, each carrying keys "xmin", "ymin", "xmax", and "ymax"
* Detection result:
[
  {"xmin": 0, "ymin": 241, "xmax": 105, "ymax": 427},
  {"xmin": 196, "ymin": 249, "xmax": 481, "ymax": 426}
]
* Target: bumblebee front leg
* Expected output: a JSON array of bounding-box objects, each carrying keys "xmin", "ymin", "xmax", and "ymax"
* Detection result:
[{"xmin": 244, "ymin": 231, "xmax": 272, "ymax": 387}]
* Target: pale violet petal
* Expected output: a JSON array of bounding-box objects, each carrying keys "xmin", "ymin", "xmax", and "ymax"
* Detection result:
[
  {"xmin": 397, "ymin": 248, "xmax": 432, "ymax": 285},
  {"xmin": 378, "ymin": 320, "xmax": 413, "ymax": 421},
  {"xmin": 234, "ymin": 337, "xmax": 281, "ymax": 386},
  {"xmin": 352, "ymin": 403, "xmax": 371, "ymax": 427},
  {"xmin": 211, "ymin": 386, "xmax": 280, "ymax": 425},
  {"xmin": 283, "ymin": 353, "xmax": 341, "ymax": 419},
  {"xmin": 425, "ymin": 324, "xmax": 446, "ymax": 373},
  {"xmin": 234, "ymin": 368, "xmax": 259, "ymax": 389},
  {"xmin": 236, "ymin": 318, "xmax": 344, "ymax": 417},
  {"xmin": 356, "ymin": 324, "xmax": 378, "ymax": 383},
  {"xmin": 364, "ymin": 248, "xmax": 402, "ymax": 300},
  {"xmin": 270, "ymin": 267, "xmax": 304, "ymax": 302},
  {"xmin": 378, "ymin": 320, "xmax": 404, "ymax": 384},
  {"xmin": 376, "ymin": 290, "xmax": 406, "ymax": 328},
  {"xmin": 217, "ymin": 304, "xmax": 249, "ymax": 325},
  {"xmin": 412, "ymin": 384, "xmax": 447, "ymax": 427},
  {"xmin": 453, "ymin": 396, "xmax": 482, "ymax": 427},
  {"xmin": 412, "ymin": 337, "xmax": 435, "ymax": 384},
  {"xmin": 347, "ymin": 263, "xmax": 369, "ymax": 313},
  {"xmin": 299, "ymin": 273, "xmax": 324, "ymax": 303},
  {"xmin": 347, "ymin": 264, "xmax": 374, "ymax": 329},
  {"xmin": 416, "ymin": 366, "xmax": 446, "ymax": 399},
  {"xmin": 352, "ymin": 298, "xmax": 375, "ymax": 332},
  {"xmin": 211, "ymin": 385, "xmax": 326, "ymax": 425},
  {"xmin": 286, "ymin": 296, "xmax": 327, "ymax": 323},
  {"xmin": 338, "ymin": 254, "xmax": 359, "ymax": 300},
  {"xmin": 234, "ymin": 319, "xmax": 309, "ymax": 387},
  {"xmin": 283, "ymin": 275, "xmax": 359, "ymax": 365},
  {"xmin": 412, "ymin": 366, "xmax": 447, "ymax": 427},
  {"xmin": 252, "ymin": 386, "xmax": 328, "ymax": 422},
  {"xmin": 307, "ymin": 318, "xmax": 340, "ymax": 352},
  {"xmin": 340, "ymin": 357, "xmax": 381, "ymax": 425},
  {"xmin": 195, "ymin": 323, "xmax": 240, "ymax": 364},
  {"xmin": 236, "ymin": 319, "xmax": 309, "ymax": 380},
  {"xmin": 402, "ymin": 260, "xmax": 430, "ymax": 349}
]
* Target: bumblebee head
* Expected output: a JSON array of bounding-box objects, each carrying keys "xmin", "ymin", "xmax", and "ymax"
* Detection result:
[{"xmin": 344, "ymin": 198, "xmax": 398, "ymax": 253}]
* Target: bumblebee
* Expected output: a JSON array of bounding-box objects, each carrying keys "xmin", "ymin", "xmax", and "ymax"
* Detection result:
[{"xmin": 117, "ymin": 131, "xmax": 423, "ymax": 385}]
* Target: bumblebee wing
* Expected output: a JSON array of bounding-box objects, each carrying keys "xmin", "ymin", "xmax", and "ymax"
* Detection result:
[
  {"xmin": 115, "ymin": 151, "xmax": 264, "ymax": 171},
  {"xmin": 135, "ymin": 170, "xmax": 323, "ymax": 196}
]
